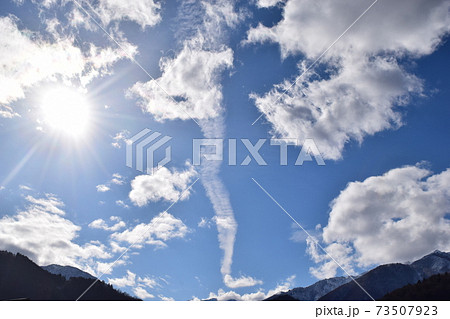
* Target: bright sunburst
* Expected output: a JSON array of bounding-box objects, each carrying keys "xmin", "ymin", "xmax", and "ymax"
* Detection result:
[{"xmin": 40, "ymin": 86, "xmax": 91, "ymax": 138}]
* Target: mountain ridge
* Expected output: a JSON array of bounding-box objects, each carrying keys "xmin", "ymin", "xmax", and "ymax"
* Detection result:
[
  {"xmin": 0, "ymin": 250, "xmax": 139, "ymax": 301},
  {"xmin": 42, "ymin": 264, "xmax": 96, "ymax": 280},
  {"xmin": 264, "ymin": 250, "xmax": 450, "ymax": 301},
  {"xmin": 320, "ymin": 250, "xmax": 450, "ymax": 301}
]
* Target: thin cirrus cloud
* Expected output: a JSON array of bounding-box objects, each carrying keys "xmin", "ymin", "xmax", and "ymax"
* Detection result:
[
  {"xmin": 245, "ymin": 0, "xmax": 450, "ymax": 160},
  {"xmin": 307, "ymin": 164, "xmax": 450, "ymax": 279}
]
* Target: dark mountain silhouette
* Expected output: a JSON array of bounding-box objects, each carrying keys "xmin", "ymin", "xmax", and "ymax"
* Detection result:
[
  {"xmin": 380, "ymin": 272, "xmax": 450, "ymax": 301},
  {"xmin": 0, "ymin": 251, "xmax": 139, "ymax": 301},
  {"xmin": 319, "ymin": 251, "xmax": 450, "ymax": 301},
  {"xmin": 265, "ymin": 276, "xmax": 350, "ymax": 301}
]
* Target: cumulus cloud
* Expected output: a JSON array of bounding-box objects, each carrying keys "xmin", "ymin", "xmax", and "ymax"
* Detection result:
[
  {"xmin": 111, "ymin": 130, "xmax": 130, "ymax": 149},
  {"xmin": 204, "ymin": 275, "xmax": 295, "ymax": 301},
  {"xmin": 108, "ymin": 270, "xmax": 136, "ymax": 288},
  {"xmin": 25, "ymin": 194, "xmax": 65, "ymax": 216},
  {"xmin": 129, "ymin": 164, "xmax": 197, "ymax": 206},
  {"xmin": 111, "ymin": 212, "xmax": 189, "ymax": 249},
  {"xmin": 115, "ymin": 200, "xmax": 129, "ymax": 209},
  {"xmin": 133, "ymin": 286, "xmax": 154, "ymax": 299},
  {"xmin": 0, "ymin": 15, "xmax": 137, "ymax": 116},
  {"xmin": 127, "ymin": 37, "xmax": 233, "ymax": 121},
  {"xmin": 0, "ymin": 195, "xmax": 111, "ymax": 269},
  {"xmin": 255, "ymin": 0, "xmax": 284, "ymax": 8},
  {"xmin": 307, "ymin": 165, "xmax": 450, "ymax": 279},
  {"xmin": 96, "ymin": 173, "xmax": 126, "ymax": 192},
  {"xmin": 95, "ymin": 259, "xmax": 128, "ymax": 275},
  {"xmin": 96, "ymin": 0, "xmax": 162, "ymax": 29},
  {"xmin": 89, "ymin": 216, "xmax": 126, "ymax": 232},
  {"xmin": 96, "ymin": 185, "xmax": 110, "ymax": 192},
  {"xmin": 111, "ymin": 173, "xmax": 125, "ymax": 185},
  {"xmin": 31, "ymin": 0, "xmax": 161, "ymax": 29},
  {"xmin": 223, "ymin": 274, "xmax": 263, "ymax": 289},
  {"xmin": 246, "ymin": 0, "xmax": 450, "ymax": 160},
  {"xmin": 108, "ymin": 270, "xmax": 161, "ymax": 299}
]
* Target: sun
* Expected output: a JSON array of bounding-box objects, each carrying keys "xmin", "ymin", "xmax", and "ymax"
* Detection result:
[{"xmin": 40, "ymin": 86, "xmax": 91, "ymax": 138}]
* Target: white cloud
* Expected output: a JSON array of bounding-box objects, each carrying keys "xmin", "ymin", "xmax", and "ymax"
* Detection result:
[
  {"xmin": 19, "ymin": 185, "xmax": 32, "ymax": 191},
  {"xmin": 110, "ymin": 241, "xmax": 126, "ymax": 253},
  {"xmin": 0, "ymin": 15, "xmax": 136, "ymax": 115},
  {"xmin": 198, "ymin": 217, "xmax": 212, "ymax": 228},
  {"xmin": 127, "ymin": 37, "xmax": 233, "ymax": 121},
  {"xmin": 109, "ymin": 270, "xmax": 136, "ymax": 288},
  {"xmin": 246, "ymin": 0, "xmax": 450, "ymax": 160},
  {"xmin": 0, "ymin": 105, "xmax": 19, "ymax": 119},
  {"xmin": 223, "ymin": 274, "xmax": 263, "ymax": 289},
  {"xmin": 255, "ymin": 0, "xmax": 284, "ymax": 8},
  {"xmin": 96, "ymin": 184, "xmax": 110, "ymax": 192},
  {"xmin": 247, "ymin": 0, "xmax": 450, "ymax": 58},
  {"xmin": 129, "ymin": 164, "xmax": 197, "ymax": 206},
  {"xmin": 30, "ymin": 0, "xmax": 161, "ymax": 30},
  {"xmin": 205, "ymin": 275, "xmax": 295, "ymax": 301},
  {"xmin": 127, "ymin": 0, "xmax": 255, "ymax": 289},
  {"xmin": 89, "ymin": 216, "xmax": 126, "ymax": 232},
  {"xmin": 0, "ymin": 195, "xmax": 111, "ymax": 269},
  {"xmin": 111, "ymin": 173, "xmax": 125, "ymax": 185},
  {"xmin": 97, "ymin": 0, "xmax": 162, "ymax": 29},
  {"xmin": 25, "ymin": 194, "xmax": 65, "ymax": 216},
  {"xmin": 111, "ymin": 130, "xmax": 130, "ymax": 149},
  {"xmin": 133, "ymin": 286, "xmax": 154, "ymax": 299},
  {"xmin": 96, "ymin": 259, "xmax": 127, "ymax": 275},
  {"xmin": 108, "ymin": 270, "xmax": 160, "ymax": 299},
  {"xmin": 115, "ymin": 200, "xmax": 130, "ymax": 209},
  {"xmin": 96, "ymin": 173, "xmax": 126, "ymax": 192},
  {"xmin": 307, "ymin": 165, "xmax": 450, "ymax": 279},
  {"xmin": 138, "ymin": 276, "xmax": 159, "ymax": 289},
  {"xmin": 158, "ymin": 295, "xmax": 174, "ymax": 301},
  {"xmin": 111, "ymin": 212, "xmax": 189, "ymax": 249}
]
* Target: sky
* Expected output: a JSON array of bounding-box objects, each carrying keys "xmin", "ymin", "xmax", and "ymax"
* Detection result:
[{"xmin": 0, "ymin": 0, "xmax": 449, "ymax": 301}]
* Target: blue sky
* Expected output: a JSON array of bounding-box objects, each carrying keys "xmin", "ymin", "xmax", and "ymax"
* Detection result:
[{"xmin": 0, "ymin": 0, "xmax": 449, "ymax": 301}]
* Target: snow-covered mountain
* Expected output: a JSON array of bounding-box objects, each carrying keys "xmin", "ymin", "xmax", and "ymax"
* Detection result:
[
  {"xmin": 320, "ymin": 250, "xmax": 450, "ymax": 301},
  {"xmin": 41, "ymin": 264, "xmax": 95, "ymax": 280},
  {"xmin": 411, "ymin": 250, "xmax": 450, "ymax": 279},
  {"xmin": 265, "ymin": 276, "xmax": 351, "ymax": 301},
  {"xmin": 265, "ymin": 250, "xmax": 450, "ymax": 301}
]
